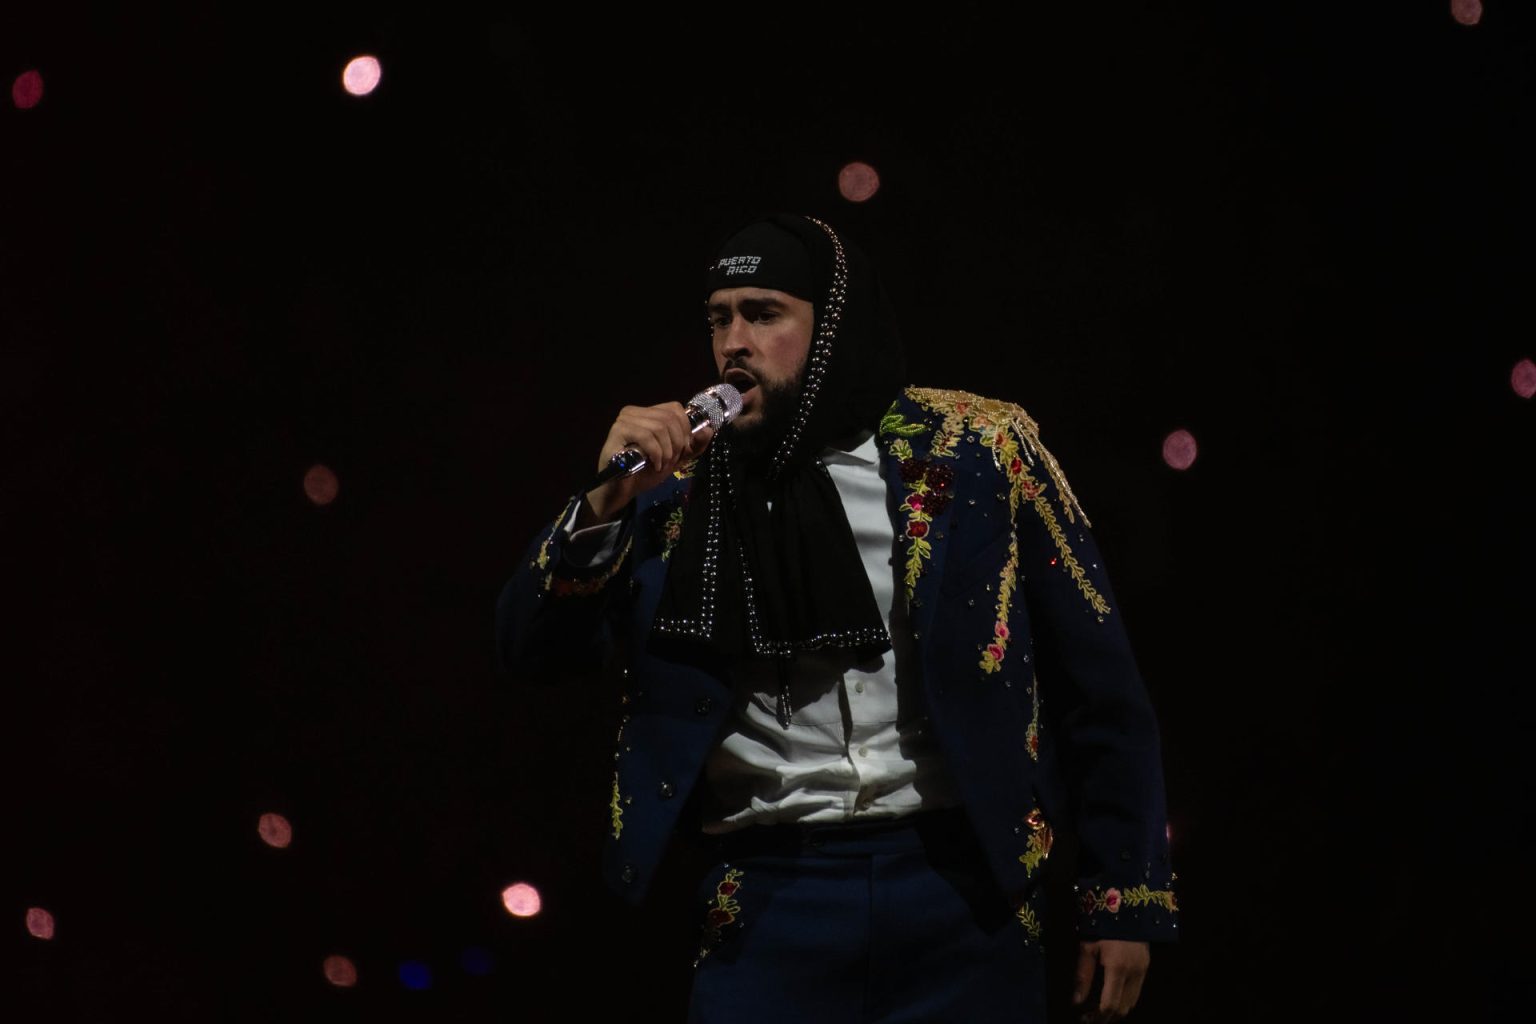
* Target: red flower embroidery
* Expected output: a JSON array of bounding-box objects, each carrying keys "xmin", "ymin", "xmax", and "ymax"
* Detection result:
[
  {"xmin": 994, "ymin": 621, "xmax": 1010, "ymax": 640},
  {"xmin": 909, "ymin": 521, "xmax": 930, "ymax": 539},
  {"xmin": 986, "ymin": 643, "xmax": 1005, "ymax": 662},
  {"xmin": 717, "ymin": 881, "xmax": 739, "ymax": 896},
  {"xmin": 1009, "ymin": 456, "xmax": 1024, "ymax": 476},
  {"xmin": 1104, "ymin": 888, "xmax": 1122, "ymax": 913},
  {"xmin": 906, "ymin": 494, "xmax": 924, "ymax": 512},
  {"xmin": 707, "ymin": 908, "xmax": 733, "ymax": 926},
  {"xmin": 1028, "ymin": 731, "xmax": 1040, "ymax": 756}
]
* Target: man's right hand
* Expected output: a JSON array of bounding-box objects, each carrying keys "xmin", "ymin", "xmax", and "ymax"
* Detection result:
[{"xmin": 577, "ymin": 402, "xmax": 715, "ymax": 529}]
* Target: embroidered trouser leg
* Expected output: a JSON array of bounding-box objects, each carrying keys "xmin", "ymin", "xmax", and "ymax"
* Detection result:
[{"xmin": 687, "ymin": 807, "xmax": 1045, "ymax": 1024}]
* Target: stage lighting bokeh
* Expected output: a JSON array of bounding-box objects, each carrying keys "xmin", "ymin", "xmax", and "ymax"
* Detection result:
[
  {"xmin": 501, "ymin": 882, "xmax": 542, "ymax": 918},
  {"xmin": 26, "ymin": 907, "xmax": 56, "ymax": 940},
  {"xmin": 304, "ymin": 464, "xmax": 340, "ymax": 506},
  {"xmin": 343, "ymin": 56, "xmax": 382, "ymax": 97},
  {"xmin": 323, "ymin": 955, "xmax": 358, "ymax": 988},
  {"xmin": 1161, "ymin": 429, "xmax": 1198, "ymax": 471},
  {"xmin": 838, "ymin": 161, "xmax": 881, "ymax": 203},
  {"xmin": 12, "ymin": 70, "xmax": 44, "ymax": 109},
  {"xmin": 1512, "ymin": 358, "xmax": 1536, "ymax": 399},
  {"xmin": 257, "ymin": 812, "xmax": 293, "ymax": 849}
]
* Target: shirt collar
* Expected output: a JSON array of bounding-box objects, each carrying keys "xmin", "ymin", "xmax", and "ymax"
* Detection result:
[{"xmin": 820, "ymin": 428, "xmax": 880, "ymax": 466}]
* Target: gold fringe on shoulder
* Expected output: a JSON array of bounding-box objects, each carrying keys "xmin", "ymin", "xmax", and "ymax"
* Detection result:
[{"xmin": 904, "ymin": 387, "xmax": 1092, "ymax": 528}]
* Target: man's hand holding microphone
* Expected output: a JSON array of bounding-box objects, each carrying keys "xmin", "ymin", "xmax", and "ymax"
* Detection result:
[{"xmin": 575, "ymin": 384, "xmax": 741, "ymax": 530}]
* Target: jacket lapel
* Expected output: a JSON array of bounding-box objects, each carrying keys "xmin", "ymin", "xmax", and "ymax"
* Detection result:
[{"xmin": 878, "ymin": 392, "xmax": 961, "ymax": 643}]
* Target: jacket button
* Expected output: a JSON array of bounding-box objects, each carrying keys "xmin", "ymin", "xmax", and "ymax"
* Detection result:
[
  {"xmin": 621, "ymin": 864, "xmax": 636, "ymax": 884},
  {"xmin": 695, "ymin": 697, "xmax": 713, "ymax": 715},
  {"xmin": 659, "ymin": 781, "xmax": 675, "ymax": 799}
]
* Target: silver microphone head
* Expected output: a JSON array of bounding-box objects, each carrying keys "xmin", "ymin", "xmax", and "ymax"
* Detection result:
[{"xmin": 692, "ymin": 383, "xmax": 743, "ymax": 429}]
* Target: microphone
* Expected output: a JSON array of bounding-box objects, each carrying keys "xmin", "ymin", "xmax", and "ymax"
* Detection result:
[{"xmin": 583, "ymin": 383, "xmax": 743, "ymax": 494}]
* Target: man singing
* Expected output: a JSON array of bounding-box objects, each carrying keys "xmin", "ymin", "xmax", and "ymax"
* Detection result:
[{"xmin": 496, "ymin": 212, "xmax": 1177, "ymax": 1022}]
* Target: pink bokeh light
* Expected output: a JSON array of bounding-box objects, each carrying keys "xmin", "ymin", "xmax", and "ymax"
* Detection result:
[
  {"xmin": 323, "ymin": 954, "xmax": 358, "ymax": 987},
  {"xmin": 257, "ymin": 812, "xmax": 293, "ymax": 849},
  {"xmin": 1450, "ymin": 0, "xmax": 1483, "ymax": 26},
  {"xmin": 501, "ymin": 882, "xmax": 542, "ymax": 918},
  {"xmin": 1511, "ymin": 358, "xmax": 1536, "ymax": 399},
  {"xmin": 304, "ymin": 464, "xmax": 339, "ymax": 506},
  {"xmin": 1161, "ymin": 429, "xmax": 1198, "ymax": 471},
  {"xmin": 12, "ymin": 70, "xmax": 44, "ymax": 110},
  {"xmin": 838, "ymin": 162, "xmax": 881, "ymax": 203},
  {"xmin": 342, "ymin": 56, "xmax": 382, "ymax": 97},
  {"xmin": 26, "ymin": 907, "xmax": 55, "ymax": 940}
]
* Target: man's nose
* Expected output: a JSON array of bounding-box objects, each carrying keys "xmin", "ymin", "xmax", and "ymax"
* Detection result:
[{"xmin": 718, "ymin": 313, "xmax": 753, "ymax": 354}]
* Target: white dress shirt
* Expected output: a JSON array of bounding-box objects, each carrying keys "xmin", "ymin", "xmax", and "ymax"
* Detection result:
[{"xmin": 561, "ymin": 429, "xmax": 962, "ymax": 833}]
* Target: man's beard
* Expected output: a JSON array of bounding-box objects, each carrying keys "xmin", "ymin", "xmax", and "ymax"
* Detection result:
[{"xmin": 725, "ymin": 372, "xmax": 804, "ymax": 461}]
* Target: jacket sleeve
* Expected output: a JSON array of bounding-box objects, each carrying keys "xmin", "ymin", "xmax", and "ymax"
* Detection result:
[
  {"xmin": 1010, "ymin": 426, "xmax": 1179, "ymax": 943},
  {"xmin": 494, "ymin": 493, "xmax": 636, "ymax": 685}
]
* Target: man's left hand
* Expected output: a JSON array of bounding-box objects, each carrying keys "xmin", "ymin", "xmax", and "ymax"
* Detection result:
[{"xmin": 1072, "ymin": 938, "xmax": 1150, "ymax": 1022}]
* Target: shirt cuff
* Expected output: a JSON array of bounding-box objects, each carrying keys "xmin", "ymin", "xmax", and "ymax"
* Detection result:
[{"xmin": 560, "ymin": 499, "xmax": 627, "ymax": 569}]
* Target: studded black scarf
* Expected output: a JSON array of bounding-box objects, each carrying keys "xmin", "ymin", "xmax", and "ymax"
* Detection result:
[{"xmin": 650, "ymin": 214, "xmax": 906, "ymax": 723}]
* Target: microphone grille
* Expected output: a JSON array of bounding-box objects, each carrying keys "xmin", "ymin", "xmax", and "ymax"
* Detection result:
[{"xmin": 698, "ymin": 383, "xmax": 743, "ymax": 428}]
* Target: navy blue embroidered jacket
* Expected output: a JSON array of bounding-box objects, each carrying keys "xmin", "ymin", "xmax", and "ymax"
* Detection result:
[{"xmin": 495, "ymin": 387, "xmax": 1179, "ymax": 943}]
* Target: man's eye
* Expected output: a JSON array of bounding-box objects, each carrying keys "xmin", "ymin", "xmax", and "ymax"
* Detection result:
[{"xmin": 754, "ymin": 311, "xmax": 777, "ymax": 323}]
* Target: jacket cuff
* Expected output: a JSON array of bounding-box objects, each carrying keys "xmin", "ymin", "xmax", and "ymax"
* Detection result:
[
  {"xmin": 1074, "ymin": 873, "xmax": 1180, "ymax": 943},
  {"xmin": 536, "ymin": 496, "xmax": 635, "ymax": 598}
]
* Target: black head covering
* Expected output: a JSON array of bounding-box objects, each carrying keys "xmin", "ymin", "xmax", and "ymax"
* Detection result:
[{"xmin": 651, "ymin": 213, "xmax": 906, "ymax": 725}]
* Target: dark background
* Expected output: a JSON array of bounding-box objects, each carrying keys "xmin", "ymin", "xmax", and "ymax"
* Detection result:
[{"xmin": 5, "ymin": 4, "xmax": 1532, "ymax": 1021}]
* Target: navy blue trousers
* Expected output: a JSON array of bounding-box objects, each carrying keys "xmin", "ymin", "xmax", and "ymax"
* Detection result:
[{"xmin": 687, "ymin": 808, "xmax": 1046, "ymax": 1024}]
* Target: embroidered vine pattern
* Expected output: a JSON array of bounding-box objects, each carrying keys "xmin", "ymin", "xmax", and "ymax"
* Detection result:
[
  {"xmin": 1018, "ymin": 807, "xmax": 1055, "ymax": 877},
  {"xmin": 981, "ymin": 529, "xmax": 1019, "ymax": 673},
  {"xmin": 903, "ymin": 388, "xmax": 1110, "ymax": 669},
  {"xmin": 1079, "ymin": 884, "xmax": 1178, "ymax": 916},
  {"xmin": 609, "ymin": 772, "xmax": 624, "ymax": 840},
  {"xmin": 1018, "ymin": 466, "xmax": 1109, "ymax": 616},
  {"xmin": 879, "ymin": 404, "xmax": 951, "ymax": 601},
  {"xmin": 1015, "ymin": 899, "xmax": 1043, "ymax": 943},
  {"xmin": 894, "ymin": 458, "xmax": 954, "ymax": 601},
  {"xmin": 694, "ymin": 868, "xmax": 744, "ymax": 967}
]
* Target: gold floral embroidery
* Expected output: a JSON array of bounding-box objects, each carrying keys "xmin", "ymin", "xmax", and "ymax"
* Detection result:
[
  {"xmin": 904, "ymin": 388, "xmax": 1110, "ymax": 644},
  {"xmin": 1015, "ymin": 900, "xmax": 1043, "ymax": 943},
  {"xmin": 879, "ymin": 402, "xmax": 952, "ymax": 602},
  {"xmin": 980, "ymin": 530, "xmax": 1019, "ymax": 673},
  {"xmin": 609, "ymin": 772, "xmax": 624, "ymax": 840},
  {"xmin": 660, "ymin": 503, "xmax": 686, "ymax": 561},
  {"xmin": 674, "ymin": 459, "xmax": 698, "ymax": 480},
  {"xmin": 898, "ymin": 487, "xmax": 935, "ymax": 600},
  {"xmin": 1018, "ymin": 807, "xmax": 1055, "ymax": 877},
  {"xmin": 906, "ymin": 387, "xmax": 1091, "ymax": 527},
  {"xmin": 694, "ymin": 868, "xmax": 744, "ymax": 967},
  {"xmin": 1017, "ymin": 464, "xmax": 1109, "ymax": 615},
  {"xmin": 1079, "ymin": 883, "xmax": 1178, "ymax": 916}
]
